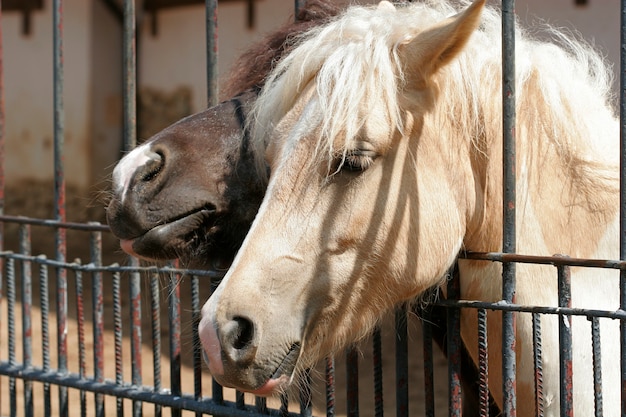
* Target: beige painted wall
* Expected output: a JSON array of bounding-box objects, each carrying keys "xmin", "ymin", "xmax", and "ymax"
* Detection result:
[
  {"xmin": 0, "ymin": 0, "xmax": 621, "ymax": 197},
  {"xmin": 3, "ymin": 0, "xmax": 92, "ymax": 189}
]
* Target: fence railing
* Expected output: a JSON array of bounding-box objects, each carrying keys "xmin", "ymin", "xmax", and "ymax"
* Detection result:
[{"xmin": 0, "ymin": 1, "xmax": 625, "ymax": 416}]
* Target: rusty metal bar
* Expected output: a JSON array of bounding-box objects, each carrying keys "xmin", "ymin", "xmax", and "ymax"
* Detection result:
[
  {"xmin": 613, "ymin": 0, "xmax": 626, "ymax": 412},
  {"xmin": 447, "ymin": 268, "xmax": 462, "ymax": 417},
  {"xmin": 372, "ymin": 328, "xmax": 383, "ymax": 417},
  {"xmin": 168, "ymin": 265, "xmax": 182, "ymax": 417},
  {"xmin": 90, "ymin": 225, "xmax": 105, "ymax": 417},
  {"xmin": 346, "ymin": 346, "xmax": 359, "ymax": 417},
  {"xmin": 421, "ymin": 313, "xmax": 435, "ymax": 417},
  {"xmin": 532, "ymin": 313, "xmax": 544, "ymax": 417},
  {"xmin": 0, "ymin": 361, "xmax": 305, "ymax": 417},
  {"xmin": 52, "ymin": 0, "xmax": 69, "ymax": 415},
  {"xmin": 501, "ymin": 0, "xmax": 517, "ymax": 415},
  {"xmin": 557, "ymin": 263, "xmax": 573, "ymax": 417},
  {"xmin": 294, "ymin": 0, "xmax": 306, "ymax": 18},
  {"xmin": 205, "ymin": 0, "xmax": 218, "ymax": 106},
  {"xmin": 191, "ymin": 275, "xmax": 202, "ymax": 417},
  {"xmin": 149, "ymin": 272, "xmax": 162, "ymax": 417},
  {"xmin": 74, "ymin": 263, "xmax": 87, "ymax": 417},
  {"xmin": 130, "ymin": 266, "xmax": 142, "ymax": 417},
  {"xmin": 326, "ymin": 357, "xmax": 335, "ymax": 417},
  {"xmin": 300, "ymin": 369, "xmax": 312, "ymax": 417},
  {"xmin": 477, "ymin": 309, "xmax": 489, "ymax": 416},
  {"xmin": 123, "ymin": 0, "xmax": 137, "ymax": 151},
  {"xmin": 395, "ymin": 307, "xmax": 409, "ymax": 417},
  {"xmin": 6, "ymin": 256, "xmax": 15, "ymax": 416},
  {"xmin": 463, "ymin": 250, "xmax": 626, "ymax": 269},
  {"xmin": 19, "ymin": 224, "xmax": 33, "ymax": 417},
  {"xmin": 112, "ymin": 270, "xmax": 124, "ymax": 416},
  {"xmin": 589, "ymin": 316, "xmax": 603, "ymax": 417},
  {"xmin": 37, "ymin": 257, "xmax": 51, "ymax": 417},
  {"xmin": 255, "ymin": 396, "xmax": 267, "ymax": 414},
  {"xmin": 0, "ymin": 6, "xmax": 6, "ymax": 374},
  {"xmin": 236, "ymin": 390, "xmax": 245, "ymax": 409},
  {"xmin": 280, "ymin": 393, "xmax": 289, "ymax": 417},
  {"xmin": 210, "ymin": 276, "xmax": 224, "ymax": 404}
]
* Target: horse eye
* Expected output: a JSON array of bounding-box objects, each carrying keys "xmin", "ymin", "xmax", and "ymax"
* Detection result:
[{"xmin": 340, "ymin": 150, "xmax": 377, "ymax": 172}]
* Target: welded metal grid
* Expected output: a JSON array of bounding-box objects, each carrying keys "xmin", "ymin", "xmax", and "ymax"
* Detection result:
[{"xmin": 0, "ymin": 0, "xmax": 624, "ymax": 416}]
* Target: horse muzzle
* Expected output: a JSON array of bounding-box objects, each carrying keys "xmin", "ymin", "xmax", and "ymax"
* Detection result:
[{"xmin": 198, "ymin": 290, "xmax": 302, "ymax": 395}]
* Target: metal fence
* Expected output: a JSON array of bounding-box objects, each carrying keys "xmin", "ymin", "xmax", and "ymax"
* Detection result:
[{"xmin": 0, "ymin": 0, "xmax": 624, "ymax": 416}]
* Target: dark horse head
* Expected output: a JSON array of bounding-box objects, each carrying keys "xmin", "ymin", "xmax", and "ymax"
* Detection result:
[{"xmin": 106, "ymin": 0, "xmax": 339, "ymax": 268}]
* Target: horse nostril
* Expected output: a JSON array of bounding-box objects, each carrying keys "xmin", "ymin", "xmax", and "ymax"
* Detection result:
[
  {"xmin": 232, "ymin": 316, "xmax": 255, "ymax": 350},
  {"xmin": 222, "ymin": 316, "xmax": 256, "ymax": 362},
  {"xmin": 140, "ymin": 150, "xmax": 164, "ymax": 182}
]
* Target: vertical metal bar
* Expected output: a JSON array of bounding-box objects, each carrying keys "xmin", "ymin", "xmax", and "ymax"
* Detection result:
[
  {"xmin": 53, "ymin": 0, "xmax": 68, "ymax": 414},
  {"xmin": 205, "ymin": 0, "xmax": 218, "ymax": 106},
  {"xmin": 38, "ymin": 257, "xmax": 51, "ymax": 417},
  {"xmin": 590, "ymin": 317, "xmax": 603, "ymax": 417},
  {"xmin": 501, "ymin": 1, "xmax": 517, "ymax": 415},
  {"xmin": 149, "ymin": 272, "xmax": 162, "ymax": 417},
  {"xmin": 294, "ymin": 0, "xmax": 306, "ymax": 19},
  {"xmin": 346, "ymin": 346, "xmax": 359, "ymax": 417},
  {"xmin": 280, "ymin": 393, "xmax": 289, "ymax": 417},
  {"xmin": 255, "ymin": 396, "xmax": 267, "ymax": 414},
  {"xmin": 447, "ymin": 268, "xmax": 462, "ymax": 417},
  {"xmin": 112, "ymin": 271, "xmax": 124, "ymax": 417},
  {"xmin": 532, "ymin": 313, "xmax": 544, "ymax": 417},
  {"xmin": 477, "ymin": 309, "xmax": 489, "ymax": 416},
  {"xmin": 421, "ymin": 313, "xmax": 435, "ymax": 417},
  {"xmin": 122, "ymin": 0, "xmax": 140, "ymax": 411},
  {"xmin": 191, "ymin": 275, "xmax": 202, "ymax": 417},
  {"xmin": 6, "ymin": 257, "xmax": 15, "ymax": 417},
  {"xmin": 19, "ymin": 225, "xmax": 33, "ymax": 417},
  {"xmin": 620, "ymin": 1, "xmax": 626, "ymax": 415},
  {"xmin": 210, "ymin": 277, "xmax": 223, "ymax": 404},
  {"xmin": 395, "ymin": 308, "xmax": 409, "ymax": 417},
  {"xmin": 130, "ymin": 266, "xmax": 142, "ymax": 417},
  {"xmin": 0, "ymin": 1, "xmax": 4, "ymax": 409},
  {"xmin": 325, "ymin": 357, "xmax": 335, "ymax": 417},
  {"xmin": 236, "ymin": 391, "xmax": 245, "ymax": 409},
  {"xmin": 123, "ymin": 0, "xmax": 137, "ymax": 151},
  {"xmin": 90, "ymin": 228, "xmax": 105, "ymax": 417},
  {"xmin": 74, "ymin": 263, "xmax": 87, "ymax": 417},
  {"xmin": 372, "ymin": 328, "xmax": 383, "ymax": 417},
  {"xmin": 557, "ymin": 264, "xmax": 573, "ymax": 417},
  {"xmin": 300, "ymin": 369, "xmax": 313, "ymax": 417},
  {"xmin": 168, "ymin": 265, "xmax": 182, "ymax": 417}
]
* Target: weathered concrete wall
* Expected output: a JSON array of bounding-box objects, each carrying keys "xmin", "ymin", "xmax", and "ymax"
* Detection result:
[{"xmin": 0, "ymin": 0, "xmax": 620, "ymax": 210}]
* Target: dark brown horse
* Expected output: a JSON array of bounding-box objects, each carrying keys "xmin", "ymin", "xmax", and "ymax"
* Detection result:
[
  {"xmin": 106, "ymin": 2, "xmax": 498, "ymax": 414},
  {"xmin": 106, "ymin": 1, "xmax": 338, "ymax": 269}
]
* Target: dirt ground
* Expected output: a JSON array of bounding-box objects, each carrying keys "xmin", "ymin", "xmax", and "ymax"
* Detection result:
[{"xmin": 0, "ymin": 183, "xmax": 450, "ymax": 416}]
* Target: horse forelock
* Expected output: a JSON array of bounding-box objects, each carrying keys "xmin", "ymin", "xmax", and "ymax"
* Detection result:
[{"xmin": 250, "ymin": 0, "xmax": 618, "ymax": 188}]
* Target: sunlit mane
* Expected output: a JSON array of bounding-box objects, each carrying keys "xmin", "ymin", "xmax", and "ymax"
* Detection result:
[{"xmin": 250, "ymin": 0, "xmax": 617, "ymax": 178}]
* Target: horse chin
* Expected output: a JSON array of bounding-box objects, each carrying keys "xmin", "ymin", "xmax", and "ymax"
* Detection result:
[
  {"xmin": 249, "ymin": 375, "xmax": 291, "ymax": 397},
  {"xmin": 118, "ymin": 209, "xmax": 218, "ymax": 261},
  {"xmin": 242, "ymin": 343, "xmax": 301, "ymax": 396}
]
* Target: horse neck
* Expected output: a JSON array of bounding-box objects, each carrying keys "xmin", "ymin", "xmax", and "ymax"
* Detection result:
[{"xmin": 462, "ymin": 116, "xmax": 619, "ymax": 260}]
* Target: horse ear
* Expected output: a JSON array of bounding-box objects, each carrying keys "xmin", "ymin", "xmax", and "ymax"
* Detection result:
[{"xmin": 401, "ymin": 0, "xmax": 485, "ymax": 86}]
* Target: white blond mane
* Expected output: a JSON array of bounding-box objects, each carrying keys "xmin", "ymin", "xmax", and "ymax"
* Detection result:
[{"xmin": 250, "ymin": 0, "xmax": 618, "ymax": 177}]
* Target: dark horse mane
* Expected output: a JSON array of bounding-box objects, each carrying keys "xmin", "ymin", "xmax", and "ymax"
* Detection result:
[{"xmin": 220, "ymin": 0, "xmax": 340, "ymax": 99}]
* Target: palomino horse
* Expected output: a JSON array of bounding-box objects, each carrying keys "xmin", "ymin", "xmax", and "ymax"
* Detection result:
[
  {"xmin": 199, "ymin": 1, "xmax": 620, "ymax": 415},
  {"xmin": 106, "ymin": 1, "xmax": 503, "ymax": 414}
]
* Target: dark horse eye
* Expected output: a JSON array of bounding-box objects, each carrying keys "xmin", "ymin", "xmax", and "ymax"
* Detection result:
[{"xmin": 340, "ymin": 149, "xmax": 377, "ymax": 172}]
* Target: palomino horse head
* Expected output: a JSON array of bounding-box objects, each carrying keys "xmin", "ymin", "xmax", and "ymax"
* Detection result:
[
  {"xmin": 200, "ymin": 0, "xmax": 487, "ymax": 394},
  {"xmin": 200, "ymin": 0, "xmax": 621, "ymax": 414},
  {"xmin": 106, "ymin": 0, "xmax": 339, "ymax": 267}
]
